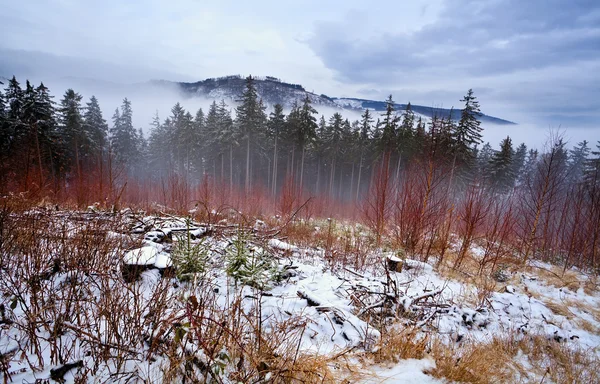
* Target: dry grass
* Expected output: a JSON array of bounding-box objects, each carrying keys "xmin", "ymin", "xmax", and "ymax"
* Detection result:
[
  {"xmin": 426, "ymin": 334, "xmax": 600, "ymax": 384},
  {"xmin": 527, "ymin": 264, "xmax": 583, "ymax": 292},
  {"xmin": 428, "ymin": 337, "xmax": 518, "ymax": 384},
  {"xmin": 371, "ymin": 327, "xmax": 429, "ymax": 364},
  {"xmin": 576, "ymin": 318, "xmax": 600, "ymax": 335},
  {"xmin": 544, "ymin": 300, "xmax": 574, "ymax": 319}
]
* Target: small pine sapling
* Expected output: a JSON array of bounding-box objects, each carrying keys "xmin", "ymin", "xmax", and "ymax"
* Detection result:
[{"xmin": 171, "ymin": 217, "xmax": 210, "ymax": 281}]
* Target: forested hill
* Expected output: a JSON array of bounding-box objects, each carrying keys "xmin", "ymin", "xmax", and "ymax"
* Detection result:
[{"xmin": 154, "ymin": 75, "xmax": 517, "ymax": 125}]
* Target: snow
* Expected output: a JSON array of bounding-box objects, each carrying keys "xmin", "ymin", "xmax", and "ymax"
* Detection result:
[
  {"xmin": 3, "ymin": 210, "xmax": 600, "ymax": 383},
  {"xmin": 268, "ymin": 238, "xmax": 298, "ymax": 251},
  {"xmin": 370, "ymin": 358, "xmax": 442, "ymax": 384},
  {"xmin": 123, "ymin": 246, "xmax": 159, "ymax": 265}
]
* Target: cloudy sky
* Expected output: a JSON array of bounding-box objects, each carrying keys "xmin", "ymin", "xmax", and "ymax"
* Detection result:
[{"xmin": 1, "ymin": 0, "xmax": 599, "ymax": 146}]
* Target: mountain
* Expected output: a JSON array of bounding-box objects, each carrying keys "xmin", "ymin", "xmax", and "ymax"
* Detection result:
[{"xmin": 155, "ymin": 75, "xmax": 517, "ymax": 125}]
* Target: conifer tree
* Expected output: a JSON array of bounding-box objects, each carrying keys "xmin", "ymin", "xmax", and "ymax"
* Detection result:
[
  {"xmin": 193, "ymin": 107, "xmax": 206, "ymax": 177},
  {"xmin": 58, "ymin": 89, "xmax": 85, "ymax": 177},
  {"xmin": 584, "ymin": 141, "xmax": 600, "ymax": 188},
  {"xmin": 379, "ymin": 95, "xmax": 399, "ymax": 154},
  {"xmin": 477, "ymin": 142, "xmax": 493, "ymax": 177},
  {"xmin": 147, "ymin": 111, "xmax": 170, "ymax": 179},
  {"xmin": 83, "ymin": 96, "xmax": 108, "ymax": 157},
  {"xmin": 567, "ymin": 140, "xmax": 590, "ymax": 184},
  {"xmin": 110, "ymin": 98, "xmax": 139, "ymax": 172},
  {"xmin": 235, "ymin": 76, "xmax": 267, "ymax": 191},
  {"xmin": 398, "ymin": 102, "xmax": 415, "ymax": 159},
  {"xmin": 296, "ymin": 95, "xmax": 318, "ymax": 188},
  {"xmin": 267, "ymin": 103, "xmax": 285, "ymax": 194},
  {"xmin": 454, "ymin": 89, "xmax": 483, "ymax": 164},
  {"xmin": 4, "ymin": 77, "xmax": 26, "ymax": 155},
  {"xmin": 512, "ymin": 143, "xmax": 527, "ymax": 184},
  {"xmin": 488, "ymin": 136, "xmax": 515, "ymax": 193}
]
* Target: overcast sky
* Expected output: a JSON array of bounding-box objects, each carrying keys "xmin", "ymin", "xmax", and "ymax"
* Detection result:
[{"xmin": 1, "ymin": 0, "xmax": 599, "ymax": 146}]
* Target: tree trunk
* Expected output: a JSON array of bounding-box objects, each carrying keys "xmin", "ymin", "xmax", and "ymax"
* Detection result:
[
  {"xmin": 300, "ymin": 146, "xmax": 305, "ymax": 190},
  {"xmin": 272, "ymin": 135, "xmax": 278, "ymax": 195},
  {"xmin": 356, "ymin": 152, "xmax": 363, "ymax": 201},
  {"xmin": 246, "ymin": 135, "xmax": 251, "ymax": 192}
]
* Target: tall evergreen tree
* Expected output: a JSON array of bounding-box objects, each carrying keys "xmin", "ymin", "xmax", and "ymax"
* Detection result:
[
  {"xmin": 58, "ymin": 89, "xmax": 85, "ymax": 176},
  {"xmin": 379, "ymin": 95, "xmax": 399, "ymax": 153},
  {"xmin": 584, "ymin": 141, "xmax": 600, "ymax": 188},
  {"xmin": 453, "ymin": 89, "xmax": 483, "ymax": 164},
  {"xmin": 567, "ymin": 140, "xmax": 590, "ymax": 184},
  {"xmin": 488, "ymin": 136, "xmax": 515, "ymax": 193},
  {"xmin": 267, "ymin": 103, "xmax": 285, "ymax": 194},
  {"xmin": 296, "ymin": 95, "xmax": 318, "ymax": 188},
  {"xmin": 512, "ymin": 143, "xmax": 527, "ymax": 184},
  {"xmin": 235, "ymin": 76, "xmax": 267, "ymax": 191},
  {"xmin": 83, "ymin": 96, "xmax": 108, "ymax": 157},
  {"xmin": 477, "ymin": 142, "xmax": 493, "ymax": 177},
  {"xmin": 398, "ymin": 102, "xmax": 415, "ymax": 159},
  {"xmin": 110, "ymin": 98, "xmax": 139, "ymax": 171}
]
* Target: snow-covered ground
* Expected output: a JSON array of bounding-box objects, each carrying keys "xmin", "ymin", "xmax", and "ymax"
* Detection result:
[{"xmin": 1, "ymin": 210, "xmax": 598, "ymax": 383}]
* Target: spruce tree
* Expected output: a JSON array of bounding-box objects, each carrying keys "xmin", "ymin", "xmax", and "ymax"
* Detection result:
[
  {"xmin": 454, "ymin": 89, "xmax": 483, "ymax": 164},
  {"xmin": 583, "ymin": 141, "xmax": 600, "ymax": 188},
  {"xmin": 58, "ymin": 89, "xmax": 85, "ymax": 176},
  {"xmin": 477, "ymin": 142, "xmax": 493, "ymax": 177},
  {"xmin": 512, "ymin": 143, "xmax": 527, "ymax": 184},
  {"xmin": 296, "ymin": 95, "xmax": 318, "ymax": 188},
  {"xmin": 398, "ymin": 102, "xmax": 415, "ymax": 159},
  {"xmin": 567, "ymin": 140, "xmax": 590, "ymax": 184},
  {"xmin": 488, "ymin": 136, "xmax": 515, "ymax": 193},
  {"xmin": 193, "ymin": 108, "xmax": 206, "ymax": 178},
  {"xmin": 235, "ymin": 76, "xmax": 267, "ymax": 191},
  {"xmin": 267, "ymin": 104, "xmax": 285, "ymax": 194},
  {"xmin": 83, "ymin": 96, "xmax": 108, "ymax": 157},
  {"xmin": 4, "ymin": 77, "xmax": 26, "ymax": 155},
  {"xmin": 379, "ymin": 95, "xmax": 399, "ymax": 154},
  {"xmin": 147, "ymin": 111, "xmax": 170, "ymax": 180},
  {"xmin": 110, "ymin": 98, "xmax": 139, "ymax": 172}
]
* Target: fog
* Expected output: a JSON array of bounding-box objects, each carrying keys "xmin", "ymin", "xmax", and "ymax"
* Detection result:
[{"xmin": 3, "ymin": 70, "xmax": 594, "ymax": 152}]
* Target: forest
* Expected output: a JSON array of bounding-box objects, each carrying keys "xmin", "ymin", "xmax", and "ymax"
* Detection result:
[{"xmin": 1, "ymin": 74, "xmax": 599, "ymax": 272}]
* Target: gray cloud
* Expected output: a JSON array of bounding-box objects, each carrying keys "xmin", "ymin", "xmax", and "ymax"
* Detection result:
[
  {"xmin": 309, "ymin": 0, "xmax": 600, "ymax": 82},
  {"xmin": 0, "ymin": 0, "xmax": 598, "ymax": 148}
]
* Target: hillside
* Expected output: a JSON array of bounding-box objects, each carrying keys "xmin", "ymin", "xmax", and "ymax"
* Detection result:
[{"xmin": 156, "ymin": 75, "xmax": 517, "ymax": 125}]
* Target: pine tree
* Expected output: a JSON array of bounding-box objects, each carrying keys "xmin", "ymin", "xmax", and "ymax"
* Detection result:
[
  {"xmin": 454, "ymin": 89, "xmax": 483, "ymax": 164},
  {"xmin": 512, "ymin": 143, "xmax": 527, "ymax": 184},
  {"xmin": 169, "ymin": 102, "xmax": 187, "ymax": 174},
  {"xmin": 147, "ymin": 111, "xmax": 170, "ymax": 180},
  {"xmin": 0, "ymin": 82, "xmax": 7, "ymax": 166},
  {"xmin": 193, "ymin": 107, "xmax": 206, "ymax": 178},
  {"xmin": 267, "ymin": 103, "xmax": 285, "ymax": 194},
  {"xmin": 235, "ymin": 76, "xmax": 267, "ymax": 191},
  {"xmin": 356, "ymin": 109, "xmax": 374, "ymax": 200},
  {"xmin": 488, "ymin": 136, "xmax": 515, "ymax": 193},
  {"xmin": 58, "ymin": 89, "xmax": 85, "ymax": 177},
  {"xmin": 584, "ymin": 141, "xmax": 600, "ymax": 188},
  {"xmin": 4, "ymin": 77, "xmax": 26, "ymax": 155},
  {"xmin": 324, "ymin": 113, "xmax": 345, "ymax": 197},
  {"xmin": 477, "ymin": 142, "xmax": 493, "ymax": 177},
  {"xmin": 398, "ymin": 102, "xmax": 415, "ymax": 159},
  {"xmin": 567, "ymin": 140, "xmax": 590, "ymax": 184},
  {"xmin": 83, "ymin": 96, "xmax": 108, "ymax": 157},
  {"xmin": 379, "ymin": 95, "xmax": 399, "ymax": 153},
  {"xmin": 110, "ymin": 98, "xmax": 139, "ymax": 172},
  {"xmin": 296, "ymin": 96, "xmax": 318, "ymax": 188}
]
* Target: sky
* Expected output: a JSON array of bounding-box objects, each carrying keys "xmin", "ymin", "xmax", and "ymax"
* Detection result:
[{"xmin": 1, "ymin": 0, "xmax": 599, "ymax": 148}]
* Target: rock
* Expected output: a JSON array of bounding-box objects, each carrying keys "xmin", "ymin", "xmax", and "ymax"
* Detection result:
[{"xmin": 386, "ymin": 255, "xmax": 403, "ymax": 272}]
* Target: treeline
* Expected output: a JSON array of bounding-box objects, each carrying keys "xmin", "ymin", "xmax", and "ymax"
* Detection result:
[{"xmin": 1, "ymin": 75, "xmax": 599, "ymax": 269}]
